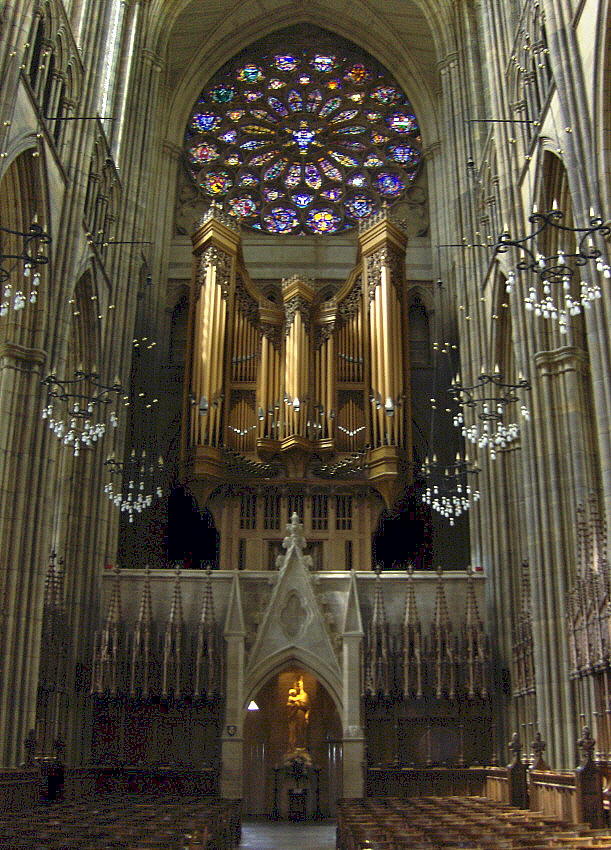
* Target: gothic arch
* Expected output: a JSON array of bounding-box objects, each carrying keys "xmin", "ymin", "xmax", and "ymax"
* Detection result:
[
  {"xmin": 407, "ymin": 287, "xmax": 433, "ymax": 368},
  {"xmin": 163, "ymin": 8, "xmax": 442, "ymax": 148},
  {"xmin": 244, "ymin": 647, "xmax": 344, "ymax": 719},
  {"xmin": 488, "ymin": 269, "xmax": 515, "ymax": 383},
  {"xmin": 0, "ymin": 147, "xmax": 51, "ymax": 351}
]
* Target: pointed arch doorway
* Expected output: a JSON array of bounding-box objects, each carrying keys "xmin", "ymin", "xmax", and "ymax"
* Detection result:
[{"xmin": 243, "ymin": 668, "xmax": 342, "ymax": 817}]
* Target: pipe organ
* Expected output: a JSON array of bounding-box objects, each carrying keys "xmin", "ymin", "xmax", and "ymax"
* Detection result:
[{"xmin": 182, "ymin": 206, "xmax": 412, "ymax": 570}]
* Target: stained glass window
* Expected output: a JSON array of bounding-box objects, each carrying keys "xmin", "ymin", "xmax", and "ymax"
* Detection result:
[{"xmin": 185, "ymin": 41, "xmax": 422, "ymax": 234}]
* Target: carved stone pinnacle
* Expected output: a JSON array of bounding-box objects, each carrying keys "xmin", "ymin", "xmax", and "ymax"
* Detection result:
[{"xmin": 283, "ymin": 512, "xmax": 307, "ymax": 553}]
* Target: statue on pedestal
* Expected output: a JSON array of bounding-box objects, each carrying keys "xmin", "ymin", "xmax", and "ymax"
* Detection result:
[{"xmin": 286, "ymin": 677, "xmax": 310, "ymax": 753}]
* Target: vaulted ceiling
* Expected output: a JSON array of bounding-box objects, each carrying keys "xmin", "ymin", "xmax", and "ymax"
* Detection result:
[{"xmin": 148, "ymin": 0, "xmax": 453, "ymax": 145}]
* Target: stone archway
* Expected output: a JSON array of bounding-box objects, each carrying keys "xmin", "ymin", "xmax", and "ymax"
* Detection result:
[{"xmin": 242, "ymin": 668, "xmax": 342, "ymax": 817}]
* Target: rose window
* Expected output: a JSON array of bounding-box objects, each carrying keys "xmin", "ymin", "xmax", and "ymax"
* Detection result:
[{"xmin": 185, "ymin": 45, "xmax": 422, "ymax": 235}]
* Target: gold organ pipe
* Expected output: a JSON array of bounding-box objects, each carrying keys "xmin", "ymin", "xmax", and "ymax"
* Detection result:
[
  {"xmin": 356, "ymin": 313, "xmax": 360, "ymax": 382},
  {"xmin": 240, "ymin": 317, "xmax": 245, "ymax": 382},
  {"xmin": 200, "ymin": 266, "xmax": 213, "ymax": 444},
  {"xmin": 293, "ymin": 317, "xmax": 299, "ymax": 436},
  {"xmin": 322, "ymin": 341, "xmax": 327, "ymax": 438},
  {"xmin": 218, "ymin": 281, "xmax": 228, "ymax": 446},
  {"xmin": 374, "ymin": 291, "xmax": 384, "ymax": 446},
  {"xmin": 232, "ymin": 313, "xmax": 239, "ymax": 382},
  {"xmin": 385, "ymin": 278, "xmax": 395, "ymax": 444},
  {"xmin": 377, "ymin": 290, "xmax": 385, "ymax": 445},
  {"xmin": 328, "ymin": 334, "xmax": 334, "ymax": 438},
  {"xmin": 259, "ymin": 336, "xmax": 269, "ymax": 439},
  {"xmin": 299, "ymin": 317, "xmax": 303, "ymax": 437},
  {"xmin": 380, "ymin": 270, "xmax": 392, "ymax": 444},
  {"xmin": 300, "ymin": 319, "xmax": 305, "ymax": 437},
  {"xmin": 289, "ymin": 322, "xmax": 294, "ymax": 401},
  {"xmin": 300, "ymin": 315, "xmax": 307, "ymax": 436},
  {"xmin": 352, "ymin": 312, "xmax": 356, "ymax": 382},
  {"xmin": 191, "ymin": 285, "xmax": 202, "ymax": 444},
  {"xmin": 368, "ymin": 295, "xmax": 377, "ymax": 447},
  {"xmin": 250, "ymin": 324, "xmax": 257, "ymax": 382},
  {"xmin": 235, "ymin": 313, "xmax": 241, "ymax": 382},
  {"xmin": 391, "ymin": 287, "xmax": 403, "ymax": 446},
  {"xmin": 285, "ymin": 325, "xmax": 291, "ymax": 437},
  {"xmin": 206, "ymin": 277, "xmax": 215, "ymax": 446},
  {"xmin": 204, "ymin": 267, "xmax": 216, "ymax": 444},
  {"xmin": 207, "ymin": 273, "xmax": 218, "ymax": 445},
  {"xmin": 322, "ymin": 342, "xmax": 326, "ymax": 438},
  {"xmin": 395, "ymin": 291, "xmax": 404, "ymax": 446},
  {"xmin": 238, "ymin": 314, "xmax": 245, "ymax": 382},
  {"xmin": 213, "ymin": 274, "xmax": 225, "ymax": 446},
  {"xmin": 197, "ymin": 275, "xmax": 208, "ymax": 444}
]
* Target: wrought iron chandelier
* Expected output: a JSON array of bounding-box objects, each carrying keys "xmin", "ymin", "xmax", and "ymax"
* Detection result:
[
  {"xmin": 420, "ymin": 453, "xmax": 480, "ymax": 526},
  {"xmin": 41, "ymin": 370, "xmax": 122, "ymax": 456},
  {"xmin": 496, "ymin": 205, "xmax": 610, "ymax": 333},
  {"xmin": 104, "ymin": 450, "xmax": 165, "ymax": 522},
  {"xmin": 0, "ymin": 218, "xmax": 51, "ymax": 315},
  {"xmin": 449, "ymin": 368, "xmax": 531, "ymax": 460}
]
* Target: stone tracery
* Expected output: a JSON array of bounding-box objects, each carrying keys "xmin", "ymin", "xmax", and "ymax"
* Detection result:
[{"xmin": 184, "ymin": 39, "xmax": 422, "ymax": 234}]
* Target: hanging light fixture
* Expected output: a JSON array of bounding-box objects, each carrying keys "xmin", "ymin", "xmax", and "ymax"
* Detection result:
[
  {"xmin": 449, "ymin": 367, "xmax": 531, "ymax": 460},
  {"xmin": 0, "ymin": 217, "xmax": 51, "ymax": 315},
  {"xmin": 103, "ymin": 450, "xmax": 164, "ymax": 523},
  {"xmin": 496, "ymin": 205, "xmax": 610, "ymax": 333},
  {"xmin": 420, "ymin": 453, "xmax": 481, "ymax": 526},
  {"xmin": 41, "ymin": 370, "xmax": 122, "ymax": 456}
]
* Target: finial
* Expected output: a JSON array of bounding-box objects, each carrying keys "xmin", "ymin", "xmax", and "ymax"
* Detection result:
[
  {"xmin": 578, "ymin": 725, "xmax": 596, "ymax": 766},
  {"xmin": 531, "ymin": 731, "xmax": 547, "ymax": 770},
  {"xmin": 508, "ymin": 732, "xmax": 522, "ymax": 765},
  {"xmin": 282, "ymin": 512, "xmax": 307, "ymax": 553}
]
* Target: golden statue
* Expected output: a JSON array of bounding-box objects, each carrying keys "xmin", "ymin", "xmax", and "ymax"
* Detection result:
[{"xmin": 287, "ymin": 677, "xmax": 310, "ymax": 752}]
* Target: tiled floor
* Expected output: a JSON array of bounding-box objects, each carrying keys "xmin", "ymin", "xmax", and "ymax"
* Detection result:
[{"xmin": 239, "ymin": 818, "xmax": 336, "ymax": 849}]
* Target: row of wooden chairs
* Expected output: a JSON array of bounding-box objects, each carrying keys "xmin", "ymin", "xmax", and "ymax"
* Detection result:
[
  {"xmin": 0, "ymin": 795, "xmax": 240, "ymax": 848},
  {"xmin": 336, "ymin": 796, "xmax": 611, "ymax": 850}
]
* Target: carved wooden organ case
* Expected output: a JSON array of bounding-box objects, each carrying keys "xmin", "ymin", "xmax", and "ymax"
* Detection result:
[{"xmin": 181, "ymin": 207, "xmax": 412, "ymax": 570}]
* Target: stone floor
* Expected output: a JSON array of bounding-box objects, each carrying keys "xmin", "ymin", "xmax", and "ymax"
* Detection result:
[{"xmin": 239, "ymin": 818, "xmax": 336, "ymax": 849}]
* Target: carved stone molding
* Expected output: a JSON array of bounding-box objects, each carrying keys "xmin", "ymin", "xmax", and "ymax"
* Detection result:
[
  {"xmin": 261, "ymin": 321, "xmax": 282, "ymax": 350},
  {"xmin": 280, "ymin": 590, "xmax": 308, "ymax": 640},
  {"xmin": 365, "ymin": 247, "xmax": 404, "ymax": 301},
  {"xmin": 337, "ymin": 275, "xmax": 362, "ymax": 327},
  {"xmin": 534, "ymin": 346, "xmax": 589, "ymax": 377},
  {"xmin": 235, "ymin": 274, "xmax": 259, "ymax": 323},
  {"xmin": 200, "ymin": 246, "xmax": 232, "ymax": 299},
  {"xmin": 284, "ymin": 295, "xmax": 311, "ymax": 335},
  {"xmin": 314, "ymin": 321, "xmax": 335, "ymax": 350},
  {"xmin": 0, "ymin": 342, "xmax": 47, "ymax": 365}
]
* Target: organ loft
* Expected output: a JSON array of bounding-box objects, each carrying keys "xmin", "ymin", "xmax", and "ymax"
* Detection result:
[
  {"xmin": 183, "ymin": 205, "xmax": 412, "ymax": 571},
  {"xmin": 1, "ymin": 0, "xmax": 611, "ymax": 845}
]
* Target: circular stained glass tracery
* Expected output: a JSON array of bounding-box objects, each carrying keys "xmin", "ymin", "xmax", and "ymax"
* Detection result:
[{"xmin": 185, "ymin": 45, "xmax": 422, "ymax": 235}]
